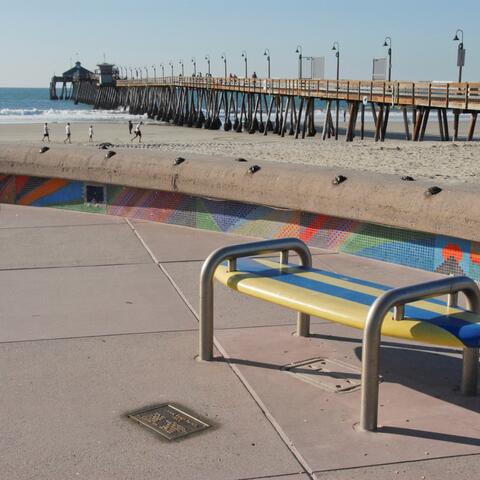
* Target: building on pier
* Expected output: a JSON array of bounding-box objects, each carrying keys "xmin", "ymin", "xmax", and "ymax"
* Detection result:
[
  {"xmin": 49, "ymin": 61, "xmax": 95, "ymax": 100},
  {"xmin": 96, "ymin": 62, "xmax": 117, "ymax": 86}
]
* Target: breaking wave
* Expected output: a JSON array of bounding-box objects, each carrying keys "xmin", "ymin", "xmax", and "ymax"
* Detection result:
[{"xmin": 0, "ymin": 107, "xmax": 141, "ymax": 124}]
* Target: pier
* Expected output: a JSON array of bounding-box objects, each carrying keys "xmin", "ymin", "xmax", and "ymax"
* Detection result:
[{"xmin": 67, "ymin": 73, "xmax": 480, "ymax": 141}]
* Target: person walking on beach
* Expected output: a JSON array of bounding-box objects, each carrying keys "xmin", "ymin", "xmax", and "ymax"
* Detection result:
[
  {"xmin": 128, "ymin": 119, "xmax": 133, "ymax": 135},
  {"xmin": 63, "ymin": 123, "xmax": 71, "ymax": 144},
  {"xmin": 130, "ymin": 121, "xmax": 143, "ymax": 143},
  {"xmin": 42, "ymin": 122, "xmax": 50, "ymax": 142},
  {"xmin": 88, "ymin": 125, "xmax": 94, "ymax": 143}
]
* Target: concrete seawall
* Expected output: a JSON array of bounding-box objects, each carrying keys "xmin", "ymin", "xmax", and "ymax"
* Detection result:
[{"xmin": 1, "ymin": 143, "xmax": 479, "ymax": 242}]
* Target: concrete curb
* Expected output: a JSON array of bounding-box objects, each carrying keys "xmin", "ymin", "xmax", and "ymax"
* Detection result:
[{"xmin": 1, "ymin": 143, "xmax": 479, "ymax": 241}]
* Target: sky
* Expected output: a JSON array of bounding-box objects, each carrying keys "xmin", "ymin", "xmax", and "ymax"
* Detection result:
[{"xmin": 1, "ymin": 0, "xmax": 479, "ymax": 87}]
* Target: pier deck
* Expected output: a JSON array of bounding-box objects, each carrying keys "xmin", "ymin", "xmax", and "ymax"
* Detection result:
[{"xmin": 117, "ymin": 77, "xmax": 480, "ymax": 112}]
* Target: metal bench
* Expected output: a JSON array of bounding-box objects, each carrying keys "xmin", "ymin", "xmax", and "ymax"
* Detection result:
[{"xmin": 199, "ymin": 238, "xmax": 480, "ymax": 431}]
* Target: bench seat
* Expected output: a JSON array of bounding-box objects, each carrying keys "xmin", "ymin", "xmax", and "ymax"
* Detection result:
[{"xmin": 215, "ymin": 257, "xmax": 480, "ymax": 349}]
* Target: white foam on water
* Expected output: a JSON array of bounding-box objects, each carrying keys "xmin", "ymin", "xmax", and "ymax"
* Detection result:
[{"xmin": 0, "ymin": 107, "xmax": 142, "ymax": 124}]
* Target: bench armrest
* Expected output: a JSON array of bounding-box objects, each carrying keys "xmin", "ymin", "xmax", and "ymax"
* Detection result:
[
  {"xmin": 199, "ymin": 238, "xmax": 312, "ymax": 361},
  {"xmin": 361, "ymin": 276, "xmax": 480, "ymax": 431}
]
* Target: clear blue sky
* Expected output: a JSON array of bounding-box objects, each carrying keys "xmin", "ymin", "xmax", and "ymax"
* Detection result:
[{"xmin": 1, "ymin": 0, "xmax": 479, "ymax": 87}]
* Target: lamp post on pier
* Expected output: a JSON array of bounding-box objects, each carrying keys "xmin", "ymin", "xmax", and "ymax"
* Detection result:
[
  {"xmin": 452, "ymin": 29, "xmax": 465, "ymax": 141},
  {"xmin": 221, "ymin": 53, "xmax": 227, "ymax": 77},
  {"xmin": 138, "ymin": 67, "xmax": 143, "ymax": 80},
  {"xmin": 160, "ymin": 63, "xmax": 165, "ymax": 79},
  {"xmin": 152, "ymin": 65, "xmax": 156, "ymax": 81},
  {"xmin": 169, "ymin": 61, "xmax": 174, "ymax": 77},
  {"xmin": 264, "ymin": 48, "xmax": 271, "ymax": 78},
  {"xmin": 135, "ymin": 68, "xmax": 139, "ymax": 80},
  {"xmin": 241, "ymin": 51, "xmax": 248, "ymax": 78},
  {"xmin": 295, "ymin": 45, "xmax": 303, "ymax": 79},
  {"xmin": 129, "ymin": 67, "xmax": 133, "ymax": 79},
  {"xmin": 191, "ymin": 57, "xmax": 197, "ymax": 76},
  {"xmin": 179, "ymin": 59, "xmax": 184, "ymax": 76},
  {"xmin": 332, "ymin": 41, "xmax": 340, "ymax": 140},
  {"xmin": 453, "ymin": 29, "xmax": 465, "ymax": 82},
  {"xmin": 144, "ymin": 66, "xmax": 149, "ymax": 80},
  {"xmin": 205, "ymin": 54, "xmax": 211, "ymax": 76},
  {"xmin": 383, "ymin": 36, "xmax": 392, "ymax": 81}
]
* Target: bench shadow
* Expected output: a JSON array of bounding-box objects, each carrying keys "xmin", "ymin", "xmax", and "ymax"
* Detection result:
[
  {"xmin": 316, "ymin": 332, "xmax": 480, "ymax": 415},
  {"xmin": 378, "ymin": 426, "xmax": 480, "ymax": 447},
  {"xmin": 214, "ymin": 356, "xmax": 283, "ymax": 371},
  {"xmin": 214, "ymin": 355, "xmax": 361, "ymax": 379},
  {"xmin": 215, "ymin": 342, "xmax": 480, "ymax": 446},
  {"xmin": 308, "ymin": 332, "xmax": 458, "ymax": 355},
  {"xmin": 215, "ymin": 332, "xmax": 480, "ymax": 417},
  {"xmin": 350, "ymin": 343, "xmax": 479, "ymax": 413}
]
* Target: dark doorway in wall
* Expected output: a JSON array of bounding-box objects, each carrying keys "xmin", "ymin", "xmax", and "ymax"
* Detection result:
[{"xmin": 85, "ymin": 184, "xmax": 106, "ymax": 204}]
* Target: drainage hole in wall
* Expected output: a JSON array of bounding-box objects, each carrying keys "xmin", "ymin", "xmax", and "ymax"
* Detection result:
[{"xmin": 85, "ymin": 185, "xmax": 106, "ymax": 205}]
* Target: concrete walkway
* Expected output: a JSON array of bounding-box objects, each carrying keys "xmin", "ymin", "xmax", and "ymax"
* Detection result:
[{"xmin": 1, "ymin": 204, "xmax": 479, "ymax": 479}]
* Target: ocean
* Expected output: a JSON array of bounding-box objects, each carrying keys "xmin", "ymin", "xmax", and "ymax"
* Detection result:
[{"xmin": 0, "ymin": 88, "xmax": 137, "ymax": 124}]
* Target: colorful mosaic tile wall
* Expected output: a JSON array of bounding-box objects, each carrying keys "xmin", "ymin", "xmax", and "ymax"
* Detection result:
[
  {"xmin": 1, "ymin": 174, "xmax": 480, "ymax": 280},
  {"xmin": 2, "ymin": 174, "xmax": 106, "ymax": 214}
]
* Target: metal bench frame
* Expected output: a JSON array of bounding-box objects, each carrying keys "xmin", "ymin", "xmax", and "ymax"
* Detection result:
[{"xmin": 199, "ymin": 238, "xmax": 480, "ymax": 432}]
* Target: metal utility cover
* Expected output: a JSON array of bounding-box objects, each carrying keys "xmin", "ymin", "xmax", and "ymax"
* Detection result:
[
  {"xmin": 283, "ymin": 357, "xmax": 362, "ymax": 393},
  {"xmin": 128, "ymin": 404, "xmax": 210, "ymax": 440}
]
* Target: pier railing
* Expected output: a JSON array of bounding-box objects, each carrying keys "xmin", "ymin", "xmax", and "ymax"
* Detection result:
[{"xmin": 116, "ymin": 77, "xmax": 480, "ymax": 111}]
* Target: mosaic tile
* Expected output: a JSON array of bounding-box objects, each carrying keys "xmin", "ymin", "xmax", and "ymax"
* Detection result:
[{"xmin": 3, "ymin": 176, "xmax": 479, "ymax": 281}]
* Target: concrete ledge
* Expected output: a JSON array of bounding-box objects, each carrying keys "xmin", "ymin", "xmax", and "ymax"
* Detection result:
[{"xmin": 1, "ymin": 143, "xmax": 479, "ymax": 241}]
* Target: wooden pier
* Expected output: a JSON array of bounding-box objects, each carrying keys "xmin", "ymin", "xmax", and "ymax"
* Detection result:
[{"xmin": 69, "ymin": 76, "xmax": 480, "ymax": 141}]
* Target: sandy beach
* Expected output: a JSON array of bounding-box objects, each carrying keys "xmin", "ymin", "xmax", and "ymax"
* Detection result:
[{"xmin": 1, "ymin": 119, "xmax": 479, "ymax": 186}]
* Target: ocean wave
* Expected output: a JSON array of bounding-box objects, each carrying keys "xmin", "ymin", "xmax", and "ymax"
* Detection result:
[
  {"xmin": 0, "ymin": 107, "xmax": 142, "ymax": 124},
  {"xmin": 0, "ymin": 108, "xmax": 45, "ymax": 116}
]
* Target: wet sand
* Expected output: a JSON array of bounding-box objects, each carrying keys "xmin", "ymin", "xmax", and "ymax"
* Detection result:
[{"xmin": 0, "ymin": 119, "xmax": 479, "ymax": 186}]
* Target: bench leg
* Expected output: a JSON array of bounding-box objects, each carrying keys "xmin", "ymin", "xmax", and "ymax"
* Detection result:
[
  {"xmin": 296, "ymin": 312, "xmax": 310, "ymax": 337},
  {"xmin": 461, "ymin": 347, "xmax": 479, "ymax": 395}
]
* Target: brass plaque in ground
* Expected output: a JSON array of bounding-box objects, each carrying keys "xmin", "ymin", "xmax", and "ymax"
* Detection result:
[
  {"xmin": 128, "ymin": 404, "xmax": 210, "ymax": 440},
  {"xmin": 283, "ymin": 357, "xmax": 363, "ymax": 393}
]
